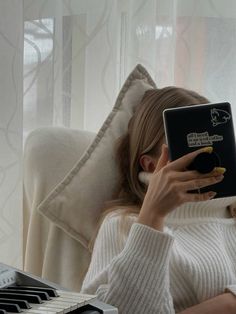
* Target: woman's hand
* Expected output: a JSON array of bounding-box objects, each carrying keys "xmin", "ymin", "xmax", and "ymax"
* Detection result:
[
  {"xmin": 137, "ymin": 144, "xmax": 225, "ymax": 231},
  {"xmin": 178, "ymin": 292, "xmax": 236, "ymax": 314}
]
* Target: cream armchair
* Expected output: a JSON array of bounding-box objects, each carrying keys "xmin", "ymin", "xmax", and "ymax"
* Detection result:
[
  {"xmin": 23, "ymin": 64, "xmax": 157, "ymax": 293},
  {"xmin": 23, "ymin": 126, "xmax": 96, "ymax": 292}
]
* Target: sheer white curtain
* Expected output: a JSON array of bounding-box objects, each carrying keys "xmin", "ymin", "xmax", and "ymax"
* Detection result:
[
  {"xmin": 23, "ymin": 0, "xmax": 119, "ymax": 139},
  {"xmin": 1, "ymin": 0, "xmax": 236, "ymax": 267},
  {"xmin": 23, "ymin": 0, "xmax": 236, "ymax": 136},
  {"xmin": 127, "ymin": 0, "xmax": 236, "ymax": 113},
  {"xmin": 0, "ymin": 1, "xmax": 23, "ymax": 267}
]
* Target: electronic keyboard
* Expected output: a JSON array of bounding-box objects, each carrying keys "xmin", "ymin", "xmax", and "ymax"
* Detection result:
[{"xmin": 0, "ymin": 263, "xmax": 118, "ymax": 314}]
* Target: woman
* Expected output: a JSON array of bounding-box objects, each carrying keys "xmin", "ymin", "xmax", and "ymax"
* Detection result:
[{"xmin": 81, "ymin": 87, "xmax": 236, "ymax": 313}]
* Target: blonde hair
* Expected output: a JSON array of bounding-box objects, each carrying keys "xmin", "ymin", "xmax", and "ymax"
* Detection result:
[{"xmin": 88, "ymin": 86, "xmax": 209, "ymax": 252}]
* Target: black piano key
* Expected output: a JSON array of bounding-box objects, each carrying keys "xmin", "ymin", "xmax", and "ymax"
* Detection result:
[
  {"xmin": 0, "ymin": 310, "xmax": 7, "ymax": 314},
  {"xmin": 0, "ymin": 303, "xmax": 21, "ymax": 313},
  {"xmin": 8, "ymin": 286, "xmax": 58, "ymax": 297},
  {"xmin": 0, "ymin": 299, "xmax": 30, "ymax": 309},
  {"xmin": 0, "ymin": 293, "xmax": 42, "ymax": 304},
  {"xmin": 0, "ymin": 289, "xmax": 49, "ymax": 301}
]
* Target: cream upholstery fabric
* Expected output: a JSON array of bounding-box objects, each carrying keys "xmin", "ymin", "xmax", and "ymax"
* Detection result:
[
  {"xmin": 23, "ymin": 127, "xmax": 95, "ymax": 291},
  {"xmin": 23, "ymin": 64, "xmax": 156, "ymax": 291}
]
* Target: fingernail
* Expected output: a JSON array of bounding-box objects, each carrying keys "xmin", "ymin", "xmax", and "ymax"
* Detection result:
[
  {"xmin": 209, "ymin": 191, "xmax": 217, "ymax": 199},
  {"xmin": 202, "ymin": 146, "xmax": 213, "ymax": 153},
  {"xmin": 214, "ymin": 167, "xmax": 226, "ymax": 174},
  {"xmin": 216, "ymin": 175, "xmax": 224, "ymax": 181}
]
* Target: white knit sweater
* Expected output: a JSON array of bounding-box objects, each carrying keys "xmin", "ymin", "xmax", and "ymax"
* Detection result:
[{"xmin": 81, "ymin": 197, "xmax": 236, "ymax": 313}]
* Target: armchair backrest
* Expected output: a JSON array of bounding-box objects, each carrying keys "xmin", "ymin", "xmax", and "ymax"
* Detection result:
[{"xmin": 23, "ymin": 126, "xmax": 96, "ymax": 291}]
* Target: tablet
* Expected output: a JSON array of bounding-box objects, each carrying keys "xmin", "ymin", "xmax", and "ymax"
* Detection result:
[{"xmin": 163, "ymin": 102, "xmax": 236, "ymax": 198}]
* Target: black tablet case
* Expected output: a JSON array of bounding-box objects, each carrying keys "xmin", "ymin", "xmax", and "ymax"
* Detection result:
[{"xmin": 163, "ymin": 102, "xmax": 236, "ymax": 198}]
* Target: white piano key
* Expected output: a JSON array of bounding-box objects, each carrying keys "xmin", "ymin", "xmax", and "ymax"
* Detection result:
[
  {"xmin": 36, "ymin": 304, "xmax": 66, "ymax": 310},
  {"xmin": 25, "ymin": 313, "xmax": 44, "ymax": 314},
  {"xmin": 47, "ymin": 305, "xmax": 78, "ymax": 313},
  {"xmin": 48, "ymin": 301, "xmax": 77, "ymax": 311},
  {"xmin": 32, "ymin": 305, "xmax": 67, "ymax": 314},
  {"xmin": 54, "ymin": 297, "xmax": 84, "ymax": 306},
  {"xmin": 31, "ymin": 304, "xmax": 65, "ymax": 314},
  {"xmin": 57, "ymin": 291, "xmax": 96, "ymax": 299},
  {"xmin": 34, "ymin": 307, "xmax": 62, "ymax": 314},
  {"xmin": 29, "ymin": 302, "xmax": 67, "ymax": 314},
  {"xmin": 57, "ymin": 291, "xmax": 97, "ymax": 303},
  {"xmin": 57, "ymin": 295, "xmax": 87, "ymax": 302},
  {"xmin": 15, "ymin": 313, "xmax": 37, "ymax": 314},
  {"xmin": 50, "ymin": 298, "xmax": 77, "ymax": 303},
  {"xmin": 25, "ymin": 310, "xmax": 57, "ymax": 314}
]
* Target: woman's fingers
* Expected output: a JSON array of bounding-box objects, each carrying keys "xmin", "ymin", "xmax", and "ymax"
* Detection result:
[
  {"xmin": 172, "ymin": 167, "xmax": 226, "ymax": 182},
  {"xmin": 183, "ymin": 190, "xmax": 217, "ymax": 202},
  {"xmin": 168, "ymin": 146, "xmax": 213, "ymax": 171},
  {"xmin": 178, "ymin": 174, "xmax": 224, "ymax": 191}
]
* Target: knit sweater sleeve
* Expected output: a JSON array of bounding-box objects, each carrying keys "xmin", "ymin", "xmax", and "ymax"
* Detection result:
[
  {"xmin": 80, "ymin": 213, "xmax": 175, "ymax": 314},
  {"xmin": 225, "ymin": 285, "xmax": 236, "ymax": 297}
]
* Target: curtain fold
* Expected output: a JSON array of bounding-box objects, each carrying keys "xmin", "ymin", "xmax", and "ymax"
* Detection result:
[{"xmin": 0, "ymin": 0, "xmax": 23, "ymax": 267}]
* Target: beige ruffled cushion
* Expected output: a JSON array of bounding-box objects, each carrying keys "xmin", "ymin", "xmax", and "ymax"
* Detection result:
[{"xmin": 37, "ymin": 64, "xmax": 156, "ymax": 247}]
